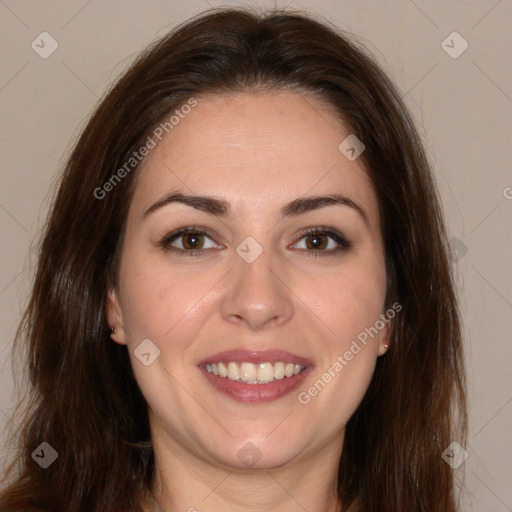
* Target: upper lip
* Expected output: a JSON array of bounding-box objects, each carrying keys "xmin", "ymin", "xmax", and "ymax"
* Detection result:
[{"xmin": 198, "ymin": 349, "xmax": 313, "ymax": 367}]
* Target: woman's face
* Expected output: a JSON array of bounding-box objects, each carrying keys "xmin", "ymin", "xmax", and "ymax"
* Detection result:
[{"xmin": 107, "ymin": 90, "xmax": 390, "ymax": 471}]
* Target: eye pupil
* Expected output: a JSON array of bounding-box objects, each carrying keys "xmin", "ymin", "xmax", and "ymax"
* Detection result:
[
  {"xmin": 306, "ymin": 233, "xmax": 326, "ymax": 250},
  {"xmin": 183, "ymin": 233, "xmax": 202, "ymax": 249}
]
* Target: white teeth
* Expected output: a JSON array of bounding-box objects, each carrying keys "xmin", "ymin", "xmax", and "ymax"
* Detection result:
[
  {"xmin": 240, "ymin": 362, "xmax": 257, "ymax": 382},
  {"xmin": 257, "ymin": 362, "xmax": 275, "ymax": 382},
  {"xmin": 227, "ymin": 362, "xmax": 240, "ymax": 380},
  {"xmin": 218, "ymin": 362, "xmax": 228, "ymax": 377},
  {"xmin": 204, "ymin": 361, "xmax": 306, "ymax": 383},
  {"xmin": 274, "ymin": 362, "xmax": 285, "ymax": 380}
]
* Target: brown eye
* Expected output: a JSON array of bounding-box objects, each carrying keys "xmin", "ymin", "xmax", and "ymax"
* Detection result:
[
  {"xmin": 159, "ymin": 227, "xmax": 220, "ymax": 257},
  {"xmin": 291, "ymin": 228, "xmax": 351, "ymax": 255},
  {"xmin": 304, "ymin": 233, "xmax": 328, "ymax": 250},
  {"xmin": 181, "ymin": 232, "xmax": 204, "ymax": 250}
]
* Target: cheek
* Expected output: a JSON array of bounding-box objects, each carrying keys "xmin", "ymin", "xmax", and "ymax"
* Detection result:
[
  {"xmin": 118, "ymin": 260, "xmax": 212, "ymax": 397},
  {"xmin": 294, "ymin": 263, "xmax": 385, "ymax": 430},
  {"xmin": 118, "ymin": 255, "xmax": 210, "ymax": 342},
  {"xmin": 299, "ymin": 259, "xmax": 387, "ymax": 347}
]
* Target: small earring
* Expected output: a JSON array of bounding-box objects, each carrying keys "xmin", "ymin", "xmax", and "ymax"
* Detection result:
[
  {"xmin": 383, "ymin": 343, "xmax": 389, "ymax": 351},
  {"xmin": 109, "ymin": 326, "xmax": 116, "ymax": 335}
]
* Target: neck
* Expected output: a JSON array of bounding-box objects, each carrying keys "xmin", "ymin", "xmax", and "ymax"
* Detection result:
[
  {"xmin": 146, "ymin": 419, "xmax": 345, "ymax": 512},
  {"xmin": 149, "ymin": 478, "xmax": 343, "ymax": 512}
]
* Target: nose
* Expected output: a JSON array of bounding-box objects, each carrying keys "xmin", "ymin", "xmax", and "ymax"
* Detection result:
[{"xmin": 220, "ymin": 244, "xmax": 294, "ymax": 330}]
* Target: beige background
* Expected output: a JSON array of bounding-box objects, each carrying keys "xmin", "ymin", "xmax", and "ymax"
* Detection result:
[{"xmin": 0, "ymin": 0, "xmax": 511, "ymax": 510}]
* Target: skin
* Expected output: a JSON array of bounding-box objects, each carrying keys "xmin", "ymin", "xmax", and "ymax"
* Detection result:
[{"xmin": 107, "ymin": 90, "xmax": 391, "ymax": 512}]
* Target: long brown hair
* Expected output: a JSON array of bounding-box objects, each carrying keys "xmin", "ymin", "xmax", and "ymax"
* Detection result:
[{"xmin": 0, "ymin": 7, "xmax": 467, "ymax": 511}]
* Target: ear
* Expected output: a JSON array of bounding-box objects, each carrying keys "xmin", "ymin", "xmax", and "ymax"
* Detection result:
[
  {"xmin": 377, "ymin": 318, "xmax": 392, "ymax": 357},
  {"xmin": 106, "ymin": 287, "xmax": 127, "ymax": 346}
]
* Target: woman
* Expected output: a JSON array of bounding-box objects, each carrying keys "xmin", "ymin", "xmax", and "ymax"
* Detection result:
[{"xmin": 0, "ymin": 7, "xmax": 467, "ymax": 512}]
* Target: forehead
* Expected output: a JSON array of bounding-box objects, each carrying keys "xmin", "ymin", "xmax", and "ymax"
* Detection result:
[{"xmin": 131, "ymin": 91, "xmax": 379, "ymax": 226}]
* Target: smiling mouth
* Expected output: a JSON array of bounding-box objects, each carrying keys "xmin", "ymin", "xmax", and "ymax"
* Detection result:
[{"xmin": 202, "ymin": 361, "xmax": 307, "ymax": 384}]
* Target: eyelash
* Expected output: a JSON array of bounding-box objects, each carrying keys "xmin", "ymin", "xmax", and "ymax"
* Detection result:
[{"xmin": 157, "ymin": 225, "xmax": 351, "ymax": 258}]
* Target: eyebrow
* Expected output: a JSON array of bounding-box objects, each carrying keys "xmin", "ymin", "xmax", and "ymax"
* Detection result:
[{"xmin": 143, "ymin": 190, "xmax": 370, "ymax": 228}]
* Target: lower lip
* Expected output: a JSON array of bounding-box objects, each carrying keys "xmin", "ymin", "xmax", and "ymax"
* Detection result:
[{"xmin": 200, "ymin": 366, "xmax": 313, "ymax": 403}]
